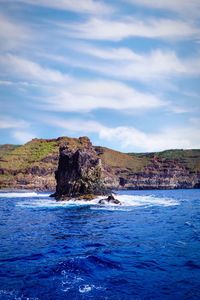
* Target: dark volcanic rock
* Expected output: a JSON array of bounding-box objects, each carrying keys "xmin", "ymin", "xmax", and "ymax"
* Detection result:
[
  {"xmin": 54, "ymin": 137, "xmax": 107, "ymax": 200},
  {"xmin": 98, "ymin": 194, "xmax": 121, "ymax": 205}
]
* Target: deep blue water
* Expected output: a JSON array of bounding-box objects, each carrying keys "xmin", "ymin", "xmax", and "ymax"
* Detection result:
[{"xmin": 0, "ymin": 189, "xmax": 200, "ymax": 300}]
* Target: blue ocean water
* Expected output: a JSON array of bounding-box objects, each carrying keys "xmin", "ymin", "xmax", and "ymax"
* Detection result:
[{"xmin": 0, "ymin": 189, "xmax": 200, "ymax": 300}]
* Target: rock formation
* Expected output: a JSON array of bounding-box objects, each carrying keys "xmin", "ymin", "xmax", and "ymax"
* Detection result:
[
  {"xmin": 53, "ymin": 137, "xmax": 107, "ymax": 200},
  {"xmin": 98, "ymin": 194, "xmax": 121, "ymax": 205}
]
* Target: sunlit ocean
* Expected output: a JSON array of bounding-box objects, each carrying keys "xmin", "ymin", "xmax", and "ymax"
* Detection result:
[{"xmin": 0, "ymin": 189, "xmax": 200, "ymax": 299}]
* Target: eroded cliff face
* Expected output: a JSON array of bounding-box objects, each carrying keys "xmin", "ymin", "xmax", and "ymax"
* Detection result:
[
  {"xmin": 101, "ymin": 155, "xmax": 200, "ymax": 190},
  {"xmin": 0, "ymin": 137, "xmax": 200, "ymax": 191},
  {"xmin": 53, "ymin": 137, "xmax": 106, "ymax": 199}
]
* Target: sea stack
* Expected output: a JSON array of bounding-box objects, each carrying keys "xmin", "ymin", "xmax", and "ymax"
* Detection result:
[{"xmin": 53, "ymin": 137, "xmax": 107, "ymax": 200}]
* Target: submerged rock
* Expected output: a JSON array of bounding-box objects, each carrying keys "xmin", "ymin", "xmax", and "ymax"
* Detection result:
[
  {"xmin": 98, "ymin": 194, "xmax": 121, "ymax": 205},
  {"xmin": 53, "ymin": 137, "xmax": 108, "ymax": 200}
]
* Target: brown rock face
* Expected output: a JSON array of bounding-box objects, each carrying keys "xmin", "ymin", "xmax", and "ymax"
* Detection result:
[{"xmin": 54, "ymin": 137, "xmax": 106, "ymax": 199}]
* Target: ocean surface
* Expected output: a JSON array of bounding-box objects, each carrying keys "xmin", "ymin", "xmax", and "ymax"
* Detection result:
[{"xmin": 0, "ymin": 189, "xmax": 200, "ymax": 300}]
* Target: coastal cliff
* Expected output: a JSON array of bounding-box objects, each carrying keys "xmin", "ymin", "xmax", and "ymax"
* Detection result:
[{"xmin": 0, "ymin": 136, "xmax": 200, "ymax": 191}]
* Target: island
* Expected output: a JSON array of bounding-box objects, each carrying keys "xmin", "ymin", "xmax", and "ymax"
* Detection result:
[{"xmin": 0, "ymin": 136, "xmax": 200, "ymax": 192}]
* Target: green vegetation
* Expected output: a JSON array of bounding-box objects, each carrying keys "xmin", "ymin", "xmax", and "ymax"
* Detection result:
[
  {"xmin": 128, "ymin": 149, "xmax": 200, "ymax": 172},
  {"xmin": 0, "ymin": 139, "xmax": 59, "ymax": 171},
  {"xmin": 0, "ymin": 144, "xmax": 20, "ymax": 159},
  {"xmin": 96, "ymin": 146, "xmax": 149, "ymax": 172}
]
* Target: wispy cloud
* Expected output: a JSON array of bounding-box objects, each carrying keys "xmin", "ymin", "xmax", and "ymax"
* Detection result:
[
  {"xmin": 12, "ymin": 130, "xmax": 35, "ymax": 144},
  {"xmin": 0, "ymin": 54, "xmax": 166, "ymax": 113},
  {"xmin": 39, "ymin": 78, "xmax": 166, "ymax": 112},
  {"xmin": 65, "ymin": 44, "xmax": 200, "ymax": 81},
  {"xmin": 46, "ymin": 117, "xmax": 200, "ymax": 151},
  {"xmin": 0, "ymin": 117, "xmax": 29, "ymax": 129},
  {"xmin": 60, "ymin": 17, "xmax": 200, "ymax": 41},
  {"xmin": 0, "ymin": 116, "xmax": 35, "ymax": 144},
  {"xmin": 0, "ymin": 54, "xmax": 70, "ymax": 83},
  {"xmin": 126, "ymin": 0, "xmax": 200, "ymax": 19},
  {"xmin": 0, "ymin": 14, "xmax": 31, "ymax": 51},
  {"xmin": 12, "ymin": 0, "xmax": 113, "ymax": 15}
]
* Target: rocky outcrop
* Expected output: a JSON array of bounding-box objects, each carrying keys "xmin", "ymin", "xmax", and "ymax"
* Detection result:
[
  {"xmin": 53, "ymin": 137, "xmax": 107, "ymax": 200},
  {"xmin": 98, "ymin": 195, "xmax": 121, "ymax": 205}
]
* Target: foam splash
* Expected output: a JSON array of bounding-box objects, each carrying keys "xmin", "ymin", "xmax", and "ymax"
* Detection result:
[
  {"xmin": 117, "ymin": 194, "xmax": 179, "ymax": 207},
  {"xmin": 0, "ymin": 192, "xmax": 49, "ymax": 198},
  {"xmin": 16, "ymin": 197, "xmax": 101, "ymax": 208},
  {"xmin": 0, "ymin": 289, "xmax": 39, "ymax": 300},
  {"xmin": 16, "ymin": 194, "xmax": 179, "ymax": 210},
  {"xmin": 60, "ymin": 270, "xmax": 105, "ymax": 294}
]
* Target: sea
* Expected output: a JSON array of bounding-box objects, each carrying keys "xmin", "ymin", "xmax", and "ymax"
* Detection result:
[{"xmin": 0, "ymin": 189, "xmax": 200, "ymax": 300}]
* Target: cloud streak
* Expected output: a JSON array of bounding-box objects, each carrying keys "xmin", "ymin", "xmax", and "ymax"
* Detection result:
[
  {"xmin": 0, "ymin": 117, "xmax": 29, "ymax": 129},
  {"xmin": 12, "ymin": 130, "xmax": 36, "ymax": 144},
  {"xmin": 0, "ymin": 14, "xmax": 31, "ymax": 51},
  {"xmin": 0, "ymin": 54, "xmax": 70, "ymax": 83},
  {"xmin": 126, "ymin": 0, "xmax": 200, "ymax": 19},
  {"xmin": 38, "ymin": 78, "xmax": 166, "ymax": 112},
  {"xmin": 60, "ymin": 17, "xmax": 200, "ymax": 41},
  {"xmin": 11, "ymin": 0, "xmax": 113, "ymax": 15},
  {"xmin": 0, "ymin": 54, "xmax": 166, "ymax": 113},
  {"xmin": 65, "ymin": 44, "xmax": 200, "ymax": 82},
  {"xmin": 47, "ymin": 117, "xmax": 200, "ymax": 151}
]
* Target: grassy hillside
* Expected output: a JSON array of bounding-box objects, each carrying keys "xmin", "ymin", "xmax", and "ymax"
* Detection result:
[
  {"xmin": 0, "ymin": 144, "xmax": 20, "ymax": 159},
  {"xmin": 0, "ymin": 137, "xmax": 90, "ymax": 172},
  {"xmin": 0, "ymin": 136, "xmax": 106, "ymax": 189},
  {"xmin": 0, "ymin": 139, "xmax": 58, "ymax": 172},
  {"xmin": 128, "ymin": 149, "xmax": 200, "ymax": 172},
  {"xmin": 95, "ymin": 146, "xmax": 149, "ymax": 172}
]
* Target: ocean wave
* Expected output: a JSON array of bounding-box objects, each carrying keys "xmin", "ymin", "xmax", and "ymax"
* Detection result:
[
  {"xmin": 0, "ymin": 192, "xmax": 49, "ymax": 198},
  {"xmin": 16, "ymin": 194, "xmax": 179, "ymax": 210},
  {"xmin": 117, "ymin": 194, "xmax": 179, "ymax": 207}
]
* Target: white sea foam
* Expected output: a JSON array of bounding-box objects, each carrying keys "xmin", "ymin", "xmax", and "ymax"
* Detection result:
[
  {"xmin": 16, "ymin": 194, "xmax": 179, "ymax": 209},
  {"xmin": 16, "ymin": 197, "xmax": 101, "ymax": 208},
  {"xmin": 0, "ymin": 192, "xmax": 49, "ymax": 198},
  {"xmin": 0, "ymin": 289, "xmax": 39, "ymax": 300},
  {"xmin": 79, "ymin": 284, "xmax": 93, "ymax": 293},
  {"xmin": 116, "ymin": 194, "xmax": 179, "ymax": 207}
]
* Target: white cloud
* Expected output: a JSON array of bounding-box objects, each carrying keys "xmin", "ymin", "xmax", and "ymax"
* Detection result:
[
  {"xmin": 0, "ymin": 54, "xmax": 166, "ymax": 112},
  {"xmin": 0, "ymin": 117, "xmax": 29, "ymax": 129},
  {"xmin": 48, "ymin": 118, "xmax": 103, "ymax": 134},
  {"xmin": 0, "ymin": 54, "xmax": 70, "ymax": 83},
  {"xmin": 47, "ymin": 117, "xmax": 200, "ymax": 151},
  {"xmin": 70, "ymin": 43, "xmax": 142, "ymax": 61},
  {"xmin": 126, "ymin": 0, "xmax": 200, "ymax": 19},
  {"xmin": 12, "ymin": 130, "xmax": 36, "ymax": 143},
  {"xmin": 60, "ymin": 17, "xmax": 200, "ymax": 41},
  {"xmin": 66, "ymin": 44, "xmax": 200, "ymax": 81},
  {"xmin": 0, "ymin": 51, "xmax": 171, "ymax": 117},
  {"xmin": 190, "ymin": 117, "xmax": 200, "ymax": 126},
  {"xmin": 0, "ymin": 80, "xmax": 14, "ymax": 86},
  {"xmin": 40, "ymin": 79, "xmax": 166, "ymax": 112},
  {"xmin": 13, "ymin": 0, "xmax": 113, "ymax": 15},
  {"xmin": 0, "ymin": 15, "xmax": 31, "ymax": 51},
  {"xmin": 100, "ymin": 126, "xmax": 200, "ymax": 151}
]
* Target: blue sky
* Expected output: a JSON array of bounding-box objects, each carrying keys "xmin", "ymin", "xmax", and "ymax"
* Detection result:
[{"xmin": 0, "ymin": 0, "xmax": 200, "ymax": 152}]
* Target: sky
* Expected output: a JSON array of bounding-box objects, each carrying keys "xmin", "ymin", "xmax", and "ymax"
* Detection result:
[{"xmin": 0, "ymin": 0, "xmax": 200, "ymax": 152}]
